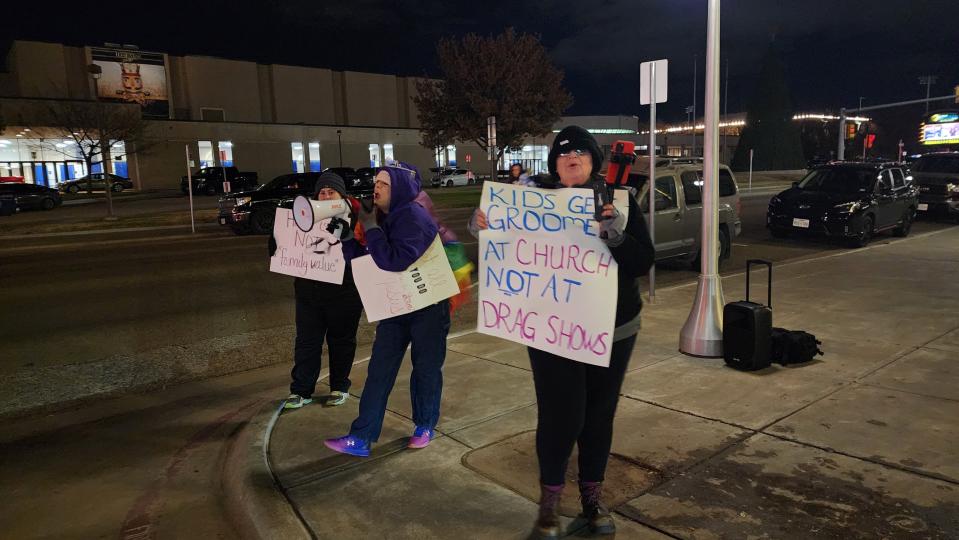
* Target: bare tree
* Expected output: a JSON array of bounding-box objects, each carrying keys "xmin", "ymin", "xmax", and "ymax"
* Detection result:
[
  {"xmin": 414, "ymin": 29, "xmax": 572, "ymax": 177},
  {"xmin": 39, "ymin": 100, "xmax": 150, "ymax": 219}
]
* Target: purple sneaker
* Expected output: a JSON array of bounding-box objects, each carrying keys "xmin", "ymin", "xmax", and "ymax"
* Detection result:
[
  {"xmin": 324, "ymin": 435, "xmax": 371, "ymax": 457},
  {"xmin": 408, "ymin": 426, "xmax": 435, "ymax": 449}
]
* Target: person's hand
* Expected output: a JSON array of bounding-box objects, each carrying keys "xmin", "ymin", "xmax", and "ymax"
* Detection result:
[
  {"xmin": 358, "ymin": 197, "xmax": 379, "ymax": 230},
  {"xmin": 474, "ymin": 209, "xmax": 488, "ymax": 230},
  {"xmin": 598, "ymin": 204, "xmax": 626, "ymax": 246}
]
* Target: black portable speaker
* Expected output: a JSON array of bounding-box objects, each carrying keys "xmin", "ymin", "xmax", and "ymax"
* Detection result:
[{"xmin": 723, "ymin": 259, "xmax": 773, "ymax": 371}]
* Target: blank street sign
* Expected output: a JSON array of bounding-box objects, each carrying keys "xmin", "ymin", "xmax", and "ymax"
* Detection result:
[{"xmin": 640, "ymin": 59, "xmax": 668, "ymax": 105}]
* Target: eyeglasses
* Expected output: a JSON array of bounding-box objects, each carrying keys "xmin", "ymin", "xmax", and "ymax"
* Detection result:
[{"xmin": 558, "ymin": 149, "xmax": 588, "ymax": 158}]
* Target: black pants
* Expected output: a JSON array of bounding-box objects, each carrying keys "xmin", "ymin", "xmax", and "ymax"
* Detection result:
[
  {"xmin": 528, "ymin": 334, "xmax": 636, "ymax": 485},
  {"xmin": 290, "ymin": 279, "xmax": 364, "ymax": 398}
]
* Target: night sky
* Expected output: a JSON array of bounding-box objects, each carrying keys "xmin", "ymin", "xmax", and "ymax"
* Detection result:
[{"xmin": 6, "ymin": 0, "xmax": 959, "ymax": 122}]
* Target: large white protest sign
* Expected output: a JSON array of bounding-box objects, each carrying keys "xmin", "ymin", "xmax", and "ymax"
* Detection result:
[
  {"xmin": 270, "ymin": 208, "xmax": 346, "ymax": 284},
  {"xmin": 352, "ymin": 236, "xmax": 459, "ymax": 322},
  {"xmin": 478, "ymin": 183, "xmax": 629, "ymax": 367}
]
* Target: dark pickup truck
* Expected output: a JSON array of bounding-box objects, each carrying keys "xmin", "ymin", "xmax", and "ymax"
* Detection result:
[
  {"xmin": 910, "ymin": 152, "xmax": 959, "ymax": 222},
  {"xmin": 217, "ymin": 170, "xmax": 371, "ymax": 235},
  {"xmin": 181, "ymin": 166, "xmax": 258, "ymax": 195}
]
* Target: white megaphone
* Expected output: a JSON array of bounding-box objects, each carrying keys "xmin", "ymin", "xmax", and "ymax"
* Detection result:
[{"xmin": 293, "ymin": 196, "xmax": 352, "ymax": 233}]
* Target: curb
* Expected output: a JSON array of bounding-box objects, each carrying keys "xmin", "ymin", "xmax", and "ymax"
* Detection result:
[{"xmin": 222, "ymin": 400, "xmax": 313, "ymax": 540}]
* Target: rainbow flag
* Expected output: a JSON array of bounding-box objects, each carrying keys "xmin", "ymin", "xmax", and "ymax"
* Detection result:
[{"xmin": 444, "ymin": 241, "xmax": 475, "ymax": 313}]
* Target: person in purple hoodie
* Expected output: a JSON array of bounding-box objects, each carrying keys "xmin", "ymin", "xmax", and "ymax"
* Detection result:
[{"xmin": 325, "ymin": 162, "xmax": 450, "ymax": 457}]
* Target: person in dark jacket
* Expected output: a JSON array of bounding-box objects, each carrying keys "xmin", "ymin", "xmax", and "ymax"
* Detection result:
[
  {"xmin": 470, "ymin": 126, "xmax": 655, "ymax": 538},
  {"xmin": 325, "ymin": 162, "xmax": 450, "ymax": 457},
  {"xmin": 272, "ymin": 172, "xmax": 367, "ymax": 410}
]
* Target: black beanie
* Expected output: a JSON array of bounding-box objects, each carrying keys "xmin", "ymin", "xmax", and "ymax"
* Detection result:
[
  {"xmin": 314, "ymin": 172, "xmax": 348, "ymax": 198},
  {"xmin": 548, "ymin": 125, "xmax": 604, "ymax": 176}
]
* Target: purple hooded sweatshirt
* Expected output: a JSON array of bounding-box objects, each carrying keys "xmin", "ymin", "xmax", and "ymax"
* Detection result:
[{"xmin": 365, "ymin": 164, "xmax": 438, "ymax": 272}]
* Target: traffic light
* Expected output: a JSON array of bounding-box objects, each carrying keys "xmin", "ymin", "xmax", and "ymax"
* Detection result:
[
  {"xmin": 866, "ymin": 134, "xmax": 876, "ymax": 149},
  {"xmin": 846, "ymin": 123, "xmax": 857, "ymax": 139},
  {"xmin": 954, "ymin": 84, "xmax": 959, "ymax": 104}
]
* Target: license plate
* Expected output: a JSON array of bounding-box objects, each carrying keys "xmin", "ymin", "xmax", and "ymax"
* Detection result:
[
  {"xmin": 917, "ymin": 203, "xmax": 929, "ymax": 211},
  {"xmin": 792, "ymin": 218, "xmax": 810, "ymax": 229},
  {"xmin": 219, "ymin": 217, "xmax": 227, "ymax": 225}
]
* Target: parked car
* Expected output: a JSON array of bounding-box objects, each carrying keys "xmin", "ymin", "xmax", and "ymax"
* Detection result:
[
  {"xmin": 180, "ymin": 166, "xmax": 258, "ymax": 195},
  {"xmin": 629, "ymin": 157, "xmax": 742, "ymax": 266},
  {"xmin": 0, "ymin": 182, "xmax": 62, "ymax": 212},
  {"xmin": 767, "ymin": 162, "xmax": 917, "ymax": 248},
  {"xmin": 217, "ymin": 170, "xmax": 369, "ymax": 235},
  {"xmin": 429, "ymin": 168, "xmax": 476, "ymax": 187},
  {"xmin": 909, "ymin": 152, "xmax": 959, "ymax": 222},
  {"xmin": 59, "ymin": 173, "xmax": 133, "ymax": 194}
]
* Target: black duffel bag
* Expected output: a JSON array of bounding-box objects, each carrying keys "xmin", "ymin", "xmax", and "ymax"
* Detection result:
[{"xmin": 771, "ymin": 328, "xmax": 823, "ymax": 365}]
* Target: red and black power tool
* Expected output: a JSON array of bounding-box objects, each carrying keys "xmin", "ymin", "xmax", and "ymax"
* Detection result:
[{"xmin": 593, "ymin": 140, "xmax": 636, "ymax": 221}]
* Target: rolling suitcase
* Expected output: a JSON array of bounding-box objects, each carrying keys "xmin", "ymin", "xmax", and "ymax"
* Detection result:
[{"xmin": 723, "ymin": 259, "xmax": 773, "ymax": 371}]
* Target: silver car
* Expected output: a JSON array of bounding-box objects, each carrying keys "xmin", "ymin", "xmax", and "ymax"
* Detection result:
[{"xmin": 629, "ymin": 157, "xmax": 742, "ymax": 266}]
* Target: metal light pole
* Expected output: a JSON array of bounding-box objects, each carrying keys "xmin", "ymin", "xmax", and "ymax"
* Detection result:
[
  {"xmin": 722, "ymin": 58, "xmax": 728, "ymax": 164},
  {"xmin": 680, "ymin": 0, "xmax": 725, "ymax": 357},
  {"xmin": 837, "ymin": 108, "xmax": 846, "ymax": 161},
  {"xmin": 919, "ymin": 76, "xmax": 937, "ymax": 113},
  {"xmin": 692, "ymin": 55, "xmax": 698, "ymax": 158},
  {"xmin": 336, "ymin": 129, "xmax": 343, "ymax": 166},
  {"xmin": 648, "ymin": 62, "xmax": 658, "ymax": 303}
]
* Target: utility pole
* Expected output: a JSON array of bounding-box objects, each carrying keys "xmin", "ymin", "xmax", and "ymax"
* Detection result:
[
  {"xmin": 722, "ymin": 59, "xmax": 729, "ymax": 164},
  {"xmin": 919, "ymin": 76, "xmax": 937, "ymax": 113},
  {"xmin": 692, "ymin": 55, "xmax": 698, "ymax": 157}
]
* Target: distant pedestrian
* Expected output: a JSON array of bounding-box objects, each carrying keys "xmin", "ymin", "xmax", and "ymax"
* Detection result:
[
  {"xmin": 507, "ymin": 163, "xmax": 532, "ymax": 186},
  {"xmin": 325, "ymin": 162, "xmax": 450, "ymax": 457},
  {"xmin": 272, "ymin": 172, "xmax": 367, "ymax": 410},
  {"xmin": 469, "ymin": 126, "xmax": 655, "ymax": 538}
]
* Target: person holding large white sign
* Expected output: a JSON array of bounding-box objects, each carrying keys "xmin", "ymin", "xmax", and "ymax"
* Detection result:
[
  {"xmin": 325, "ymin": 162, "xmax": 452, "ymax": 458},
  {"xmin": 469, "ymin": 126, "xmax": 654, "ymax": 538},
  {"xmin": 269, "ymin": 172, "xmax": 368, "ymax": 411}
]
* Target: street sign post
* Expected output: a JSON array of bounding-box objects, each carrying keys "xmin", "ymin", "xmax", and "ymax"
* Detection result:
[{"xmin": 641, "ymin": 58, "xmax": 668, "ymax": 302}]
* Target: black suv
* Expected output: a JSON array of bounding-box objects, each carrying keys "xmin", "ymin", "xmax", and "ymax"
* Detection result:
[
  {"xmin": 909, "ymin": 152, "xmax": 959, "ymax": 222},
  {"xmin": 767, "ymin": 162, "xmax": 917, "ymax": 247},
  {"xmin": 218, "ymin": 170, "xmax": 371, "ymax": 235},
  {"xmin": 181, "ymin": 166, "xmax": 258, "ymax": 196}
]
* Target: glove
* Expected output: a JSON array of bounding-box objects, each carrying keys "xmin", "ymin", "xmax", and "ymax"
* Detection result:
[
  {"xmin": 358, "ymin": 197, "xmax": 379, "ymax": 230},
  {"xmin": 598, "ymin": 206, "xmax": 627, "ymax": 247},
  {"xmin": 326, "ymin": 217, "xmax": 353, "ymax": 241}
]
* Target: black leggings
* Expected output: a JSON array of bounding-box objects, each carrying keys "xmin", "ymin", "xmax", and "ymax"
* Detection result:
[{"xmin": 528, "ymin": 334, "xmax": 636, "ymax": 485}]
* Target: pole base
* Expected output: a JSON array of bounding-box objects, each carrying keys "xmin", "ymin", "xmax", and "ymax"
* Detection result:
[{"xmin": 679, "ymin": 273, "xmax": 725, "ymax": 358}]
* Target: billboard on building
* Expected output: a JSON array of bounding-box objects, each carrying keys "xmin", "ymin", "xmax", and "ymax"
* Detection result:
[
  {"xmin": 920, "ymin": 112, "xmax": 959, "ymax": 146},
  {"xmin": 89, "ymin": 46, "xmax": 170, "ymax": 118}
]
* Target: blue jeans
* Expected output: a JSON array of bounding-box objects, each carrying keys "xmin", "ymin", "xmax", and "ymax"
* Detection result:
[{"xmin": 349, "ymin": 300, "xmax": 450, "ymax": 443}]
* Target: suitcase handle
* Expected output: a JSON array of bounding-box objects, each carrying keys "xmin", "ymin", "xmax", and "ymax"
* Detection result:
[{"xmin": 745, "ymin": 259, "xmax": 772, "ymax": 307}]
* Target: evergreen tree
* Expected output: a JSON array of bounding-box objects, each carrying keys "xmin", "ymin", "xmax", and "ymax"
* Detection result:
[{"xmin": 731, "ymin": 43, "xmax": 805, "ymax": 171}]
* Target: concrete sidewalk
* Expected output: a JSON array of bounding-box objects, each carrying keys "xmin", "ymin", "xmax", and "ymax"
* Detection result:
[{"xmin": 233, "ymin": 227, "xmax": 959, "ymax": 539}]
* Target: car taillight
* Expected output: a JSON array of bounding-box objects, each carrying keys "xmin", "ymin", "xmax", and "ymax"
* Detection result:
[{"xmin": 736, "ymin": 197, "xmax": 742, "ymax": 216}]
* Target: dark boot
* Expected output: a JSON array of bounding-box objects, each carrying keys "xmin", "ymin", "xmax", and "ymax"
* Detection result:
[
  {"xmin": 579, "ymin": 481, "xmax": 615, "ymax": 535},
  {"xmin": 533, "ymin": 483, "xmax": 563, "ymax": 539}
]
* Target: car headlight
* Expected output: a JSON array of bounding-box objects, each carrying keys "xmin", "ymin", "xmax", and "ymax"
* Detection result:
[
  {"xmin": 833, "ymin": 201, "xmax": 860, "ymax": 213},
  {"xmin": 947, "ymin": 183, "xmax": 959, "ymax": 194},
  {"xmin": 235, "ymin": 196, "xmax": 252, "ymax": 207}
]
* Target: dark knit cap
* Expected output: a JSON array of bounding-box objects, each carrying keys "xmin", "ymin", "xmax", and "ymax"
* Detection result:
[
  {"xmin": 314, "ymin": 172, "xmax": 347, "ymax": 198},
  {"xmin": 548, "ymin": 125, "xmax": 604, "ymax": 176}
]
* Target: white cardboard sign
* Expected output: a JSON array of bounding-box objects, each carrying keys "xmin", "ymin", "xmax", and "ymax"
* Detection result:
[
  {"xmin": 477, "ymin": 183, "xmax": 628, "ymax": 367},
  {"xmin": 351, "ymin": 236, "xmax": 459, "ymax": 322},
  {"xmin": 269, "ymin": 208, "xmax": 346, "ymax": 284}
]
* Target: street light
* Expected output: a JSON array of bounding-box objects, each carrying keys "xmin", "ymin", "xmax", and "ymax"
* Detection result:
[{"xmin": 336, "ymin": 129, "xmax": 343, "ymax": 167}]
